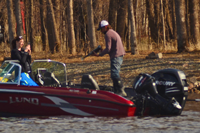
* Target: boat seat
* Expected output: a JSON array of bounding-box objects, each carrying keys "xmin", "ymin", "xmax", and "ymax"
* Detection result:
[
  {"xmin": 81, "ymin": 74, "xmax": 99, "ymax": 90},
  {"xmin": 42, "ymin": 72, "xmax": 60, "ymax": 87}
]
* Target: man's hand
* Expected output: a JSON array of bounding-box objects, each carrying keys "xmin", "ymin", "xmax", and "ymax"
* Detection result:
[
  {"xmin": 100, "ymin": 47, "xmax": 103, "ymax": 52},
  {"xmin": 92, "ymin": 51, "xmax": 99, "ymax": 57}
]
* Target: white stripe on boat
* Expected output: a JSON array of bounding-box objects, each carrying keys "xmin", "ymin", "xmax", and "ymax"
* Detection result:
[{"xmin": 44, "ymin": 96, "xmax": 93, "ymax": 116}]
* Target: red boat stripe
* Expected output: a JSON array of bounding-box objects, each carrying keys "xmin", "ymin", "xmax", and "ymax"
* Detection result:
[{"xmin": 41, "ymin": 102, "xmax": 119, "ymax": 111}]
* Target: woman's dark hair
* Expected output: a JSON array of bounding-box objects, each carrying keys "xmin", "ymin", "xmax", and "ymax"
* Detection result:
[{"xmin": 12, "ymin": 36, "xmax": 23, "ymax": 49}]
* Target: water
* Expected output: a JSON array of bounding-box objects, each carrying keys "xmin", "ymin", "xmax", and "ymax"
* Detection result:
[{"xmin": 0, "ymin": 110, "xmax": 200, "ymax": 133}]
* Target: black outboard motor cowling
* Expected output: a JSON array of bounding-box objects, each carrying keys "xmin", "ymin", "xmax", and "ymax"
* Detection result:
[
  {"xmin": 152, "ymin": 68, "xmax": 188, "ymax": 115},
  {"xmin": 133, "ymin": 73, "xmax": 158, "ymax": 96},
  {"xmin": 132, "ymin": 69, "xmax": 188, "ymax": 116}
]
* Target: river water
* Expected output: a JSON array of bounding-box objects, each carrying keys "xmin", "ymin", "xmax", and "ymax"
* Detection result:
[{"xmin": 0, "ymin": 110, "xmax": 199, "ymax": 133}]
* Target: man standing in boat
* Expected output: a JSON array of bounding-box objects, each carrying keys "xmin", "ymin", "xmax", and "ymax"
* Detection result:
[{"xmin": 93, "ymin": 20, "xmax": 126, "ymax": 97}]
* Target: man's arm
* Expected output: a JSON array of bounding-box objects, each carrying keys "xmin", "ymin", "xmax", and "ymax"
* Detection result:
[{"xmin": 99, "ymin": 35, "xmax": 111, "ymax": 56}]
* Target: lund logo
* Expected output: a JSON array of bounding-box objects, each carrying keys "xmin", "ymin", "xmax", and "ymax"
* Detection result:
[{"xmin": 9, "ymin": 97, "xmax": 39, "ymax": 105}]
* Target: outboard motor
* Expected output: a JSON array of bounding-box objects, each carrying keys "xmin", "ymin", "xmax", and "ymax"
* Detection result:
[
  {"xmin": 152, "ymin": 68, "xmax": 188, "ymax": 115},
  {"xmin": 133, "ymin": 73, "xmax": 157, "ymax": 96},
  {"xmin": 132, "ymin": 69, "xmax": 188, "ymax": 116}
]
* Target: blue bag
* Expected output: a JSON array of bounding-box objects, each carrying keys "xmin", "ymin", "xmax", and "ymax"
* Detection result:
[{"xmin": 20, "ymin": 72, "xmax": 38, "ymax": 86}]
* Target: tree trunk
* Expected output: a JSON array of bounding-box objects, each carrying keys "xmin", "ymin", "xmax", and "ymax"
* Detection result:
[
  {"xmin": 93, "ymin": 0, "xmax": 102, "ymax": 25},
  {"xmin": 108, "ymin": 0, "xmax": 118, "ymax": 30},
  {"xmin": 160, "ymin": 0, "xmax": 166, "ymax": 48},
  {"xmin": 128, "ymin": 0, "xmax": 139, "ymax": 55},
  {"xmin": 185, "ymin": 0, "xmax": 189, "ymax": 46},
  {"xmin": 93, "ymin": 0, "xmax": 102, "ymax": 44},
  {"xmin": 54, "ymin": 0, "xmax": 61, "ymax": 34},
  {"xmin": 146, "ymin": 0, "xmax": 158, "ymax": 43},
  {"xmin": 77, "ymin": 0, "xmax": 87, "ymax": 53},
  {"xmin": 135, "ymin": 0, "xmax": 144, "ymax": 44},
  {"xmin": 7, "ymin": 0, "xmax": 15, "ymax": 48},
  {"xmin": 171, "ymin": 0, "xmax": 177, "ymax": 41},
  {"xmin": 165, "ymin": 0, "xmax": 174, "ymax": 40},
  {"xmin": 39, "ymin": 0, "xmax": 49, "ymax": 52},
  {"xmin": 175, "ymin": 0, "xmax": 189, "ymax": 52},
  {"xmin": 116, "ymin": 0, "xmax": 128, "ymax": 45},
  {"xmin": 54, "ymin": 0, "xmax": 62, "ymax": 53},
  {"xmin": 46, "ymin": 0, "xmax": 60, "ymax": 54},
  {"xmin": 86, "ymin": 0, "xmax": 97, "ymax": 49},
  {"xmin": 29, "ymin": 0, "xmax": 37, "ymax": 52},
  {"xmin": 155, "ymin": 0, "xmax": 160, "ymax": 44},
  {"xmin": 189, "ymin": 0, "xmax": 200, "ymax": 49},
  {"xmin": 14, "ymin": 0, "xmax": 24, "ymax": 36},
  {"xmin": 67, "ymin": 0, "xmax": 76, "ymax": 55},
  {"xmin": 24, "ymin": 0, "xmax": 29, "ymax": 43}
]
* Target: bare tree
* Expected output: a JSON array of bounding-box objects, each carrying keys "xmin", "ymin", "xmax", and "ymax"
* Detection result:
[
  {"xmin": 128, "ymin": 0, "xmax": 138, "ymax": 55},
  {"xmin": 165, "ymin": 0, "xmax": 174, "ymax": 40},
  {"xmin": 6, "ymin": 0, "xmax": 15, "ymax": 48},
  {"xmin": 135, "ymin": 0, "xmax": 143, "ymax": 44},
  {"xmin": 116, "ymin": 0, "xmax": 128, "ymax": 45},
  {"xmin": 171, "ymin": 0, "xmax": 177, "ymax": 40},
  {"xmin": 54, "ymin": 0, "xmax": 61, "ymax": 34},
  {"xmin": 28, "ymin": 0, "xmax": 37, "ymax": 51},
  {"xmin": 46, "ymin": 0, "xmax": 61, "ymax": 54},
  {"xmin": 160, "ymin": 0, "xmax": 166, "ymax": 48},
  {"xmin": 67, "ymin": 0, "xmax": 76, "ymax": 55},
  {"xmin": 108, "ymin": 0, "xmax": 118, "ymax": 30},
  {"xmin": 146, "ymin": 0, "xmax": 158, "ymax": 42},
  {"xmin": 175, "ymin": 0, "xmax": 189, "ymax": 52},
  {"xmin": 54, "ymin": 0, "xmax": 62, "ymax": 52},
  {"xmin": 39, "ymin": 0, "xmax": 49, "ymax": 52},
  {"xmin": 3, "ymin": 0, "xmax": 200, "ymax": 56},
  {"xmin": 86, "ymin": 0, "xmax": 97, "ymax": 49},
  {"xmin": 93, "ymin": 0, "xmax": 103, "ymax": 44},
  {"xmin": 14, "ymin": 0, "xmax": 24, "ymax": 36},
  {"xmin": 189, "ymin": 0, "xmax": 200, "ymax": 50},
  {"xmin": 93, "ymin": 0, "xmax": 102, "ymax": 25},
  {"xmin": 154, "ymin": 0, "xmax": 160, "ymax": 44}
]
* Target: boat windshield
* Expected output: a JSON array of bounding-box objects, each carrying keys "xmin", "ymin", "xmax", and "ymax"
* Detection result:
[
  {"xmin": 0, "ymin": 60, "xmax": 67, "ymax": 86},
  {"xmin": 31, "ymin": 60, "xmax": 67, "ymax": 85},
  {"xmin": 0, "ymin": 62, "xmax": 21, "ymax": 85}
]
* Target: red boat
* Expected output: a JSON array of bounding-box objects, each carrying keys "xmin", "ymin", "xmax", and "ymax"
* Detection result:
[{"xmin": 0, "ymin": 60, "xmax": 188, "ymax": 117}]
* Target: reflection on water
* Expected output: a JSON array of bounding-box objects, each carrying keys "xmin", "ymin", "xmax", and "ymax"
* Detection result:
[{"xmin": 0, "ymin": 111, "xmax": 200, "ymax": 133}]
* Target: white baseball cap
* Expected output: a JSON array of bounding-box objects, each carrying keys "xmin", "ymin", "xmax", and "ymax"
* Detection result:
[{"xmin": 97, "ymin": 20, "xmax": 109, "ymax": 30}]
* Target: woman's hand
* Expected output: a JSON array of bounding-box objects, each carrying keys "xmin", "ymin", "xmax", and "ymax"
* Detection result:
[
  {"xmin": 27, "ymin": 49, "xmax": 31, "ymax": 55},
  {"xmin": 25, "ymin": 45, "xmax": 31, "ymax": 55}
]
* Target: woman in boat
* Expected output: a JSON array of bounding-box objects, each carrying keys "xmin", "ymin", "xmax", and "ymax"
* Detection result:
[{"xmin": 11, "ymin": 36, "xmax": 38, "ymax": 86}]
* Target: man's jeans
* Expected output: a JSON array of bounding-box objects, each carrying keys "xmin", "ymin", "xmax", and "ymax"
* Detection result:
[{"xmin": 110, "ymin": 55, "xmax": 123, "ymax": 80}]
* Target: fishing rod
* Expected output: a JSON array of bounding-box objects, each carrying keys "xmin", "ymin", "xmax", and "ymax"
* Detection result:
[{"xmin": 81, "ymin": 45, "xmax": 102, "ymax": 60}]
